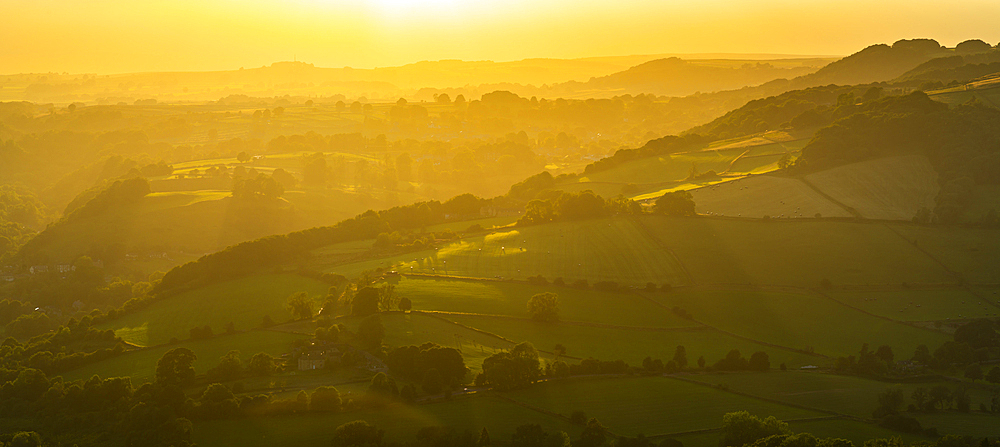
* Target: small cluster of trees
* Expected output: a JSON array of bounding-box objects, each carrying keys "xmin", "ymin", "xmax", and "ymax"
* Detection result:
[
  {"xmin": 328, "ymin": 417, "xmax": 615, "ymax": 447},
  {"xmin": 518, "ymin": 190, "xmax": 644, "ymax": 226},
  {"xmin": 204, "ymin": 350, "xmax": 277, "ymax": 382},
  {"xmin": 834, "ymin": 343, "xmax": 897, "ymax": 376},
  {"xmin": 372, "ymin": 229, "xmax": 458, "ymax": 252},
  {"xmin": 351, "ymin": 285, "xmax": 401, "ymax": 317},
  {"xmin": 387, "ymin": 343, "xmax": 468, "ymax": 395},
  {"xmin": 475, "ymin": 342, "xmax": 542, "ymax": 390},
  {"xmin": 840, "ymin": 319, "xmax": 1000, "ymax": 379},
  {"xmin": 1, "ymin": 322, "xmax": 126, "ymax": 376},
  {"xmin": 231, "ymin": 173, "xmax": 284, "ymax": 200},
  {"xmin": 527, "ymin": 292, "xmax": 559, "ymax": 322}
]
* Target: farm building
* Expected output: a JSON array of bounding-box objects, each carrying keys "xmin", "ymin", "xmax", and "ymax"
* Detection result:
[
  {"xmin": 295, "ymin": 342, "xmax": 344, "ymax": 371},
  {"xmin": 480, "ymin": 206, "xmax": 522, "ymax": 217}
]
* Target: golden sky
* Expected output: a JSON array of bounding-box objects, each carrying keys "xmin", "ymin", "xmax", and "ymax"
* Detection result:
[{"xmin": 2, "ymin": 0, "xmax": 999, "ymax": 74}]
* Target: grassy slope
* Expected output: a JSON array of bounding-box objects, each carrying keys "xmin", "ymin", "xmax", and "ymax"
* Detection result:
[
  {"xmin": 694, "ymin": 372, "xmax": 998, "ymax": 420},
  {"xmin": 640, "ymin": 217, "xmax": 955, "ymax": 287},
  {"xmin": 439, "ymin": 314, "xmax": 820, "ymax": 369},
  {"xmin": 887, "ymin": 224, "xmax": 1000, "ymax": 284},
  {"xmin": 650, "ymin": 289, "xmax": 950, "ymax": 358},
  {"xmin": 826, "ymin": 289, "xmax": 999, "ymax": 321},
  {"xmin": 193, "ymin": 395, "xmax": 581, "ymax": 447},
  {"xmin": 102, "ymin": 273, "xmax": 329, "ymax": 346},
  {"xmin": 389, "ymin": 276, "xmax": 692, "ymax": 328},
  {"xmin": 59, "ymin": 330, "xmax": 307, "ymax": 384},
  {"xmin": 675, "ymin": 419, "xmax": 927, "ymax": 447},
  {"xmin": 500, "ymin": 376, "xmax": 822, "ymax": 436},
  {"xmin": 375, "ymin": 312, "xmax": 517, "ymax": 375},
  {"xmin": 688, "ymin": 175, "xmax": 851, "ymax": 219},
  {"xmin": 353, "ymin": 217, "xmax": 690, "ymax": 287},
  {"xmin": 27, "ymin": 193, "xmax": 307, "ymax": 267},
  {"xmin": 804, "ymin": 155, "xmax": 940, "ymax": 221}
]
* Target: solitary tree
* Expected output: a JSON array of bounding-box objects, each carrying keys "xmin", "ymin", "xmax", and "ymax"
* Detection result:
[
  {"xmin": 527, "ymin": 292, "xmax": 559, "ymax": 322},
  {"xmin": 352, "ymin": 287, "xmax": 380, "ymax": 317},
  {"xmin": 748, "ymin": 351, "xmax": 770, "ymax": 371},
  {"xmin": 237, "ymin": 151, "xmax": 250, "ymax": 163},
  {"xmin": 654, "ymin": 191, "xmax": 696, "ymax": 216},
  {"xmin": 247, "ymin": 352, "xmax": 275, "ymax": 376},
  {"xmin": 155, "ymin": 348, "xmax": 197, "ymax": 387},
  {"xmin": 576, "ymin": 418, "xmax": 608, "ymax": 447},
  {"xmin": 286, "ymin": 292, "xmax": 314, "ymax": 320},
  {"xmin": 673, "ymin": 346, "xmax": 688, "ymax": 369},
  {"xmin": 479, "ymin": 427, "xmax": 491, "ymax": 447},
  {"xmin": 398, "ymin": 297, "xmax": 412, "ymax": 312},
  {"xmin": 964, "ymin": 364, "xmax": 983, "ymax": 382},
  {"xmin": 310, "ymin": 386, "xmax": 342, "ymax": 412},
  {"xmin": 358, "ymin": 314, "xmax": 385, "ymax": 350}
]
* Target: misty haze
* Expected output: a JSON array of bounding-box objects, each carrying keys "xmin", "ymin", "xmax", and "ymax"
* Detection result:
[{"xmin": 1, "ymin": 1, "xmax": 999, "ymax": 447}]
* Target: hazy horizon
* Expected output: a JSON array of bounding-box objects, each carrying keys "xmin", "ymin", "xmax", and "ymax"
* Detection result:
[{"xmin": 3, "ymin": 0, "xmax": 999, "ymax": 74}]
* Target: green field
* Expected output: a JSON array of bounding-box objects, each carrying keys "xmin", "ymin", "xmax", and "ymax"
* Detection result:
[
  {"xmin": 102, "ymin": 273, "xmax": 329, "ymax": 346},
  {"xmin": 693, "ymin": 372, "xmax": 998, "ymax": 420},
  {"xmin": 388, "ymin": 276, "xmax": 692, "ymax": 328},
  {"xmin": 193, "ymin": 395, "xmax": 581, "ymax": 447},
  {"xmin": 826, "ymin": 289, "xmax": 999, "ymax": 321},
  {"xmin": 688, "ymin": 175, "xmax": 851, "ymax": 219},
  {"xmin": 584, "ymin": 149, "xmax": 741, "ymax": 185},
  {"xmin": 25, "ymin": 191, "xmax": 318, "ymax": 269},
  {"xmin": 640, "ymin": 217, "xmax": 955, "ymax": 287},
  {"xmin": 913, "ymin": 412, "xmax": 1000, "ymax": 439},
  {"xmin": 650, "ymin": 289, "xmax": 950, "ymax": 357},
  {"xmin": 804, "ymin": 155, "xmax": 939, "ymax": 221},
  {"xmin": 674, "ymin": 419, "xmax": 929, "ymax": 447},
  {"xmin": 439, "ymin": 313, "xmax": 820, "ymax": 369},
  {"xmin": 59, "ymin": 330, "xmax": 307, "ymax": 384},
  {"xmin": 388, "ymin": 217, "xmax": 688, "ymax": 287},
  {"xmin": 375, "ymin": 312, "xmax": 517, "ymax": 375},
  {"xmin": 887, "ymin": 224, "xmax": 1000, "ymax": 284},
  {"xmin": 553, "ymin": 134, "xmax": 807, "ymax": 203},
  {"xmin": 501, "ymin": 376, "xmax": 822, "ymax": 436}
]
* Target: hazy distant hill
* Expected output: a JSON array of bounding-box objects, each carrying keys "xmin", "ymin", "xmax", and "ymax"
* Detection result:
[
  {"xmin": 0, "ymin": 53, "xmax": 836, "ymax": 104},
  {"xmin": 567, "ymin": 57, "xmax": 827, "ymax": 97},
  {"xmin": 788, "ymin": 39, "xmax": 950, "ymax": 87}
]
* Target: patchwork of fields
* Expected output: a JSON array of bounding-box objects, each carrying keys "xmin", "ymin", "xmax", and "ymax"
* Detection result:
[
  {"xmin": 55, "ymin": 212, "xmax": 1000, "ymax": 445},
  {"xmin": 102, "ymin": 273, "xmax": 330, "ymax": 346}
]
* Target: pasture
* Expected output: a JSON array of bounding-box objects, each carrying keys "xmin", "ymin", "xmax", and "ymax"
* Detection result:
[
  {"xmin": 192, "ymin": 395, "xmax": 581, "ymax": 447},
  {"xmin": 25, "ymin": 191, "xmax": 310, "ymax": 268},
  {"xmin": 376, "ymin": 312, "xmax": 517, "ymax": 375},
  {"xmin": 687, "ymin": 175, "xmax": 850, "ymax": 218},
  {"xmin": 639, "ymin": 217, "xmax": 956, "ymax": 287},
  {"xmin": 693, "ymin": 372, "xmax": 998, "ymax": 420},
  {"xmin": 674, "ymin": 419, "xmax": 927, "ymax": 447},
  {"xmin": 388, "ymin": 276, "xmax": 693, "ymax": 328},
  {"xmin": 804, "ymin": 155, "xmax": 940, "ymax": 221},
  {"xmin": 389, "ymin": 217, "xmax": 688, "ymax": 287},
  {"xmin": 439, "ymin": 314, "xmax": 821, "ymax": 368},
  {"xmin": 649, "ymin": 289, "xmax": 951, "ymax": 357},
  {"xmin": 913, "ymin": 412, "xmax": 1000, "ymax": 439},
  {"xmin": 500, "ymin": 376, "xmax": 822, "ymax": 436},
  {"xmin": 887, "ymin": 224, "xmax": 1000, "ymax": 285},
  {"xmin": 59, "ymin": 330, "xmax": 307, "ymax": 384},
  {"xmin": 103, "ymin": 273, "xmax": 329, "ymax": 346},
  {"xmin": 825, "ymin": 288, "xmax": 999, "ymax": 321}
]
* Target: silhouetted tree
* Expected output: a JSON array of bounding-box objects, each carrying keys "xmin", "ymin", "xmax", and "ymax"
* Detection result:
[
  {"xmin": 155, "ymin": 348, "xmax": 197, "ymax": 387},
  {"xmin": 527, "ymin": 292, "xmax": 559, "ymax": 322}
]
